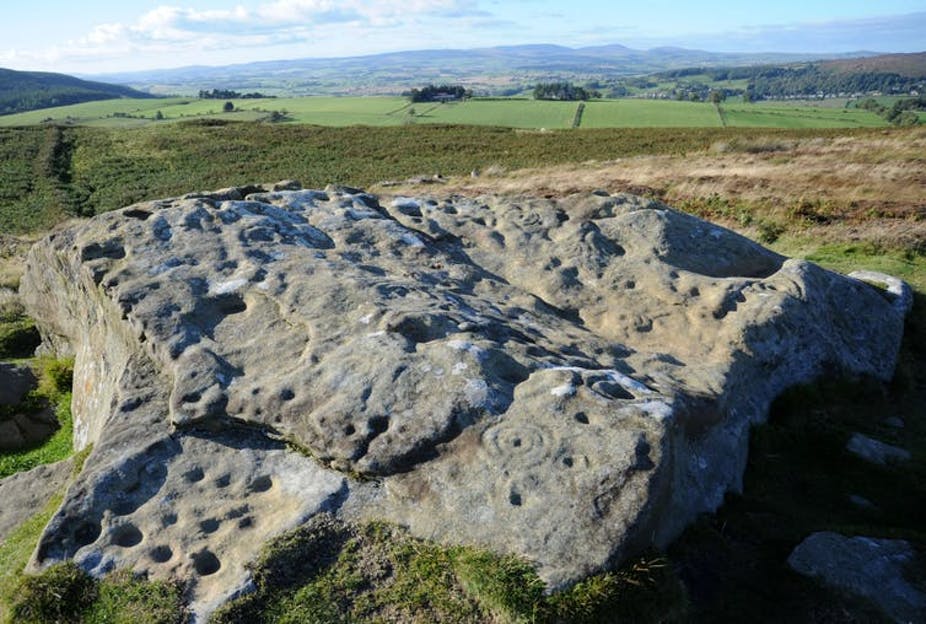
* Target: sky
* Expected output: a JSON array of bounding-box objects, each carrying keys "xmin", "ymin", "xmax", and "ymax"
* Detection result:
[{"xmin": 2, "ymin": 0, "xmax": 924, "ymax": 75}]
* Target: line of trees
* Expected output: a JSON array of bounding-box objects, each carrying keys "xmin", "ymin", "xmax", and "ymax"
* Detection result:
[
  {"xmin": 403, "ymin": 84, "xmax": 472, "ymax": 103},
  {"xmin": 198, "ymin": 89, "xmax": 273, "ymax": 100},
  {"xmin": 533, "ymin": 82, "xmax": 600, "ymax": 101}
]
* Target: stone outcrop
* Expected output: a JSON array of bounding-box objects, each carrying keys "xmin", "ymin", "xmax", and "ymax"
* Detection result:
[
  {"xmin": 17, "ymin": 184, "xmax": 909, "ymax": 619},
  {"xmin": 788, "ymin": 532, "xmax": 926, "ymax": 623}
]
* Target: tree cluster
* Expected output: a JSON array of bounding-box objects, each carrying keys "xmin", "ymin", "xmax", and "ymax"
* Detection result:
[
  {"xmin": 858, "ymin": 96, "xmax": 925, "ymax": 126},
  {"xmin": 656, "ymin": 64, "xmax": 924, "ymax": 100},
  {"xmin": 198, "ymin": 89, "xmax": 273, "ymax": 100},
  {"xmin": 403, "ymin": 85, "xmax": 472, "ymax": 103},
  {"xmin": 532, "ymin": 82, "xmax": 599, "ymax": 101}
]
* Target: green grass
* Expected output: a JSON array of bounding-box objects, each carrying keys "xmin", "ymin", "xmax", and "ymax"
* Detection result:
[
  {"xmin": 240, "ymin": 96, "xmax": 411, "ymax": 126},
  {"xmin": 3, "ymin": 553, "xmax": 185, "ymax": 624},
  {"xmin": 414, "ymin": 99, "xmax": 580, "ymax": 128},
  {"xmin": 213, "ymin": 517, "xmax": 688, "ymax": 624},
  {"xmin": 0, "ymin": 493, "xmax": 65, "ymax": 623},
  {"xmin": 0, "ymin": 98, "xmax": 173, "ymax": 127},
  {"xmin": 81, "ymin": 569, "xmax": 186, "ymax": 624},
  {"xmin": 772, "ymin": 238, "xmax": 926, "ymax": 292}
]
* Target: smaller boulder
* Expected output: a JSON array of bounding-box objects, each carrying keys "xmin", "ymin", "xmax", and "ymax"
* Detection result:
[
  {"xmin": 0, "ymin": 459, "xmax": 75, "ymax": 543},
  {"xmin": 788, "ymin": 531, "xmax": 926, "ymax": 624},
  {"xmin": 847, "ymin": 433, "xmax": 911, "ymax": 465},
  {"xmin": 0, "ymin": 362, "xmax": 36, "ymax": 406}
]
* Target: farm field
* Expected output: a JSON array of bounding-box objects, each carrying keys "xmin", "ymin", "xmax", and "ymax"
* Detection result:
[
  {"xmin": 0, "ymin": 95, "xmax": 892, "ymax": 129},
  {"xmin": 410, "ymin": 99, "xmax": 579, "ymax": 128},
  {"xmin": 582, "ymin": 99, "xmax": 722, "ymax": 127},
  {"xmin": 721, "ymin": 101, "xmax": 887, "ymax": 128}
]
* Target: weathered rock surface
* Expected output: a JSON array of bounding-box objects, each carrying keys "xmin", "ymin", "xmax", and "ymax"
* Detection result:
[
  {"xmin": 19, "ymin": 184, "xmax": 909, "ymax": 619},
  {"xmin": 788, "ymin": 532, "xmax": 926, "ymax": 623},
  {"xmin": 0, "ymin": 458, "xmax": 74, "ymax": 543}
]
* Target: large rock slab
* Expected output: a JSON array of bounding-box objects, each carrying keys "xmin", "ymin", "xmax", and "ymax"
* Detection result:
[{"xmin": 19, "ymin": 184, "xmax": 908, "ymax": 619}]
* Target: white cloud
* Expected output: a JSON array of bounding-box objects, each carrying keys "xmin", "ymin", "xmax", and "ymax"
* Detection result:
[
  {"xmin": 82, "ymin": 23, "xmax": 129, "ymax": 46},
  {"xmin": 8, "ymin": 0, "xmax": 487, "ymax": 71},
  {"xmin": 256, "ymin": 0, "xmax": 361, "ymax": 23}
]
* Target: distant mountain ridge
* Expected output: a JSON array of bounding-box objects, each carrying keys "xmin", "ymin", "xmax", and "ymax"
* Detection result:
[
  {"xmin": 83, "ymin": 43, "xmax": 882, "ymax": 97},
  {"xmin": 0, "ymin": 68, "xmax": 154, "ymax": 116}
]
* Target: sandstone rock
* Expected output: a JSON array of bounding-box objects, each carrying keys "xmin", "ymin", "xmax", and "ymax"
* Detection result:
[
  {"xmin": 0, "ymin": 362, "xmax": 36, "ymax": 406},
  {"xmin": 847, "ymin": 433, "xmax": 911, "ymax": 465},
  {"xmin": 18, "ymin": 184, "xmax": 908, "ymax": 620},
  {"xmin": 0, "ymin": 458, "xmax": 74, "ymax": 543},
  {"xmin": 788, "ymin": 531, "xmax": 926, "ymax": 623}
]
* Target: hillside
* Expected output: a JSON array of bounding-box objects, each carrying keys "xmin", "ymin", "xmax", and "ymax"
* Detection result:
[
  {"xmin": 0, "ymin": 68, "xmax": 154, "ymax": 116},
  {"xmin": 646, "ymin": 52, "xmax": 926, "ymax": 101},
  {"xmin": 822, "ymin": 52, "xmax": 926, "ymax": 78}
]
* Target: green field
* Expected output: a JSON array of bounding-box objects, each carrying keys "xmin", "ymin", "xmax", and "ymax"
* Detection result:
[
  {"xmin": 583, "ymin": 99, "xmax": 723, "ymax": 127},
  {"xmin": 721, "ymin": 101, "xmax": 887, "ymax": 128},
  {"xmin": 411, "ymin": 99, "xmax": 579, "ymax": 128},
  {"xmin": 0, "ymin": 95, "xmax": 894, "ymax": 129}
]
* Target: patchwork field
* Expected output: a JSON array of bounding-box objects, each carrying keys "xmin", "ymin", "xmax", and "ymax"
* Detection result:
[{"xmin": 0, "ymin": 96, "xmax": 891, "ymax": 129}]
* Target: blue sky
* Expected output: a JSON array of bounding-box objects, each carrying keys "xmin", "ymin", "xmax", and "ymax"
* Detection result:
[{"xmin": 2, "ymin": 1, "xmax": 924, "ymax": 74}]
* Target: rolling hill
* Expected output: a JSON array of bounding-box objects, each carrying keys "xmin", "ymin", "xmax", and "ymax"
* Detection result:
[
  {"xmin": 0, "ymin": 68, "xmax": 155, "ymax": 116},
  {"xmin": 85, "ymin": 44, "xmax": 874, "ymax": 97},
  {"xmin": 821, "ymin": 52, "xmax": 926, "ymax": 78}
]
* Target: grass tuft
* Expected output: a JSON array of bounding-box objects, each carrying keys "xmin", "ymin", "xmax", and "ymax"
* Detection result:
[
  {"xmin": 0, "ymin": 493, "xmax": 64, "ymax": 622},
  {"xmin": 214, "ymin": 516, "xmax": 688, "ymax": 624},
  {"xmin": 9, "ymin": 562, "xmax": 97, "ymax": 624},
  {"xmin": 83, "ymin": 569, "xmax": 186, "ymax": 624}
]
